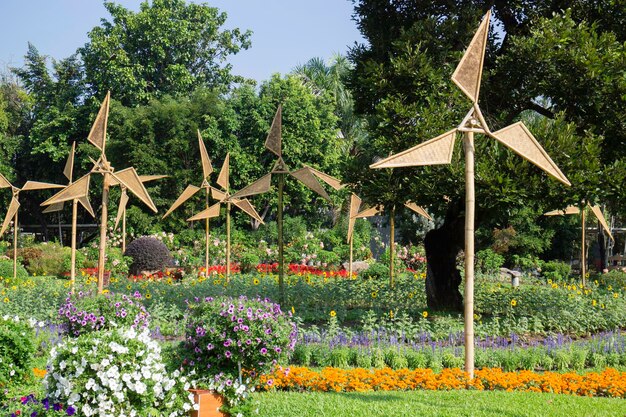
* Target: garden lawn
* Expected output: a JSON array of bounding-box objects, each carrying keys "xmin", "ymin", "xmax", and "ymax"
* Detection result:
[{"xmin": 253, "ymin": 390, "xmax": 626, "ymax": 417}]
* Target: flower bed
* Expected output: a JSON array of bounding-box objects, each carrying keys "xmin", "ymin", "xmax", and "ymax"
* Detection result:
[{"xmin": 259, "ymin": 366, "xmax": 626, "ymax": 398}]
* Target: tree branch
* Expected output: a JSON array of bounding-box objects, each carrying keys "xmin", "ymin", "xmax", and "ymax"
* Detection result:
[{"xmin": 526, "ymin": 101, "xmax": 555, "ymax": 119}]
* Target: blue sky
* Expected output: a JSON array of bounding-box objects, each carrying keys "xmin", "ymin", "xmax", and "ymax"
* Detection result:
[{"xmin": 0, "ymin": 0, "xmax": 365, "ymax": 83}]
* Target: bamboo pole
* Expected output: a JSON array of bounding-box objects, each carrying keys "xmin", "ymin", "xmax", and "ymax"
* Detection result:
[
  {"xmin": 349, "ymin": 234, "xmax": 353, "ymax": 279},
  {"xmin": 13, "ymin": 209, "xmax": 18, "ymax": 280},
  {"xmin": 389, "ymin": 205, "xmax": 396, "ymax": 288},
  {"xmin": 121, "ymin": 203, "xmax": 126, "ymax": 254},
  {"xmin": 581, "ymin": 207, "xmax": 586, "ymax": 287},
  {"xmin": 226, "ymin": 201, "xmax": 231, "ymax": 281},
  {"xmin": 97, "ymin": 172, "xmax": 110, "ymax": 294},
  {"xmin": 71, "ymin": 199, "xmax": 77, "ymax": 293},
  {"xmin": 205, "ymin": 187, "xmax": 210, "ymax": 277},
  {"xmin": 464, "ymin": 130, "xmax": 475, "ymax": 379},
  {"xmin": 277, "ymin": 173, "xmax": 285, "ymax": 306}
]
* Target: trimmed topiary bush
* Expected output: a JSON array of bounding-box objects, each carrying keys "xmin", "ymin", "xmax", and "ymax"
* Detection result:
[{"xmin": 124, "ymin": 237, "xmax": 173, "ymax": 275}]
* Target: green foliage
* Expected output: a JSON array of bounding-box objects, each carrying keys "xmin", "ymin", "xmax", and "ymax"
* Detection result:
[
  {"xmin": 0, "ymin": 259, "xmax": 29, "ymax": 281},
  {"xmin": 124, "ymin": 236, "xmax": 173, "ymax": 275},
  {"xmin": 362, "ymin": 262, "xmax": 389, "ymax": 280},
  {"xmin": 476, "ymin": 249, "xmax": 505, "ymax": 275},
  {"xmin": 22, "ymin": 243, "xmax": 66, "ymax": 277},
  {"xmin": 541, "ymin": 261, "xmax": 572, "ymax": 282},
  {"xmin": 0, "ymin": 317, "xmax": 35, "ymax": 400}
]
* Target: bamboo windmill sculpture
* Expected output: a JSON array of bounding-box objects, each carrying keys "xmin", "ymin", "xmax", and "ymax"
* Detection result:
[
  {"xmin": 544, "ymin": 204, "xmax": 613, "ymax": 286},
  {"xmin": 0, "ymin": 176, "xmax": 64, "ymax": 279},
  {"xmin": 112, "ymin": 174, "xmax": 167, "ymax": 253},
  {"xmin": 347, "ymin": 194, "xmax": 432, "ymax": 283},
  {"xmin": 188, "ymin": 153, "xmax": 265, "ymax": 280},
  {"xmin": 41, "ymin": 142, "xmax": 95, "ymax": 290},
  {"xmin": 230, "ymin": 105, "xmax": 343, "ymax": 304},
  {"xmin": 162, "ymin": 130, "xmax": 216, "ymax": 276},
  {"xmin": 42, "ymin": 92, "xmax": 158, "ymax": 293},
  {"xmin": 370, "ymin": 11, "xmax": 571, "ymax": 378}
]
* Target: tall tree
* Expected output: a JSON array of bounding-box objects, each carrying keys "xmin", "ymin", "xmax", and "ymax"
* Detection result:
[
  {"xmin": 348, "ymin": 1, "xmax": 624, "ymax": 310},
  {"xmin": 80, "ymin": 0, "xmax": 252, "ymax": 106}
]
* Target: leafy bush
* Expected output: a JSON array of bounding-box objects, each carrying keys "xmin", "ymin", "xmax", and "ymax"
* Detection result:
[
  {"xmin": 23, "ymin": 243, "xmax": 66, "ymax": 277},
  {"xmin": 0, "ymin": 258, "xmax": 28, "ymax": 281},
  {"xmin": 124, "ymin": 236, "xmax": 173, "ymax": 275},
  {"xmin": 542, "ymin": 260, "xmax": 571, "ymax": 282},
  {"xmin": 363, "ymin": 262, "xmax": 390, "ymax": 280},
  {"xmin": 58, "ymin": 291, "xmax": 150, "ymax": 337},
  {"xmin": 0, "ymin": 317, "xmax": 35, "ymax": 400},
  {"xmin": 476, "ymin": 249, "xmax": 505, "ymax": 274},
  {"xmin": 44, "ymin": 327, "xmax": 194, "ymax": 416}
]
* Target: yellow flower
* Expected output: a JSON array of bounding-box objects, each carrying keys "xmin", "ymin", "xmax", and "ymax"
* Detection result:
[
  {"xmin": 126, "ymin": 284, "xmax": 132, "ymax": 290},
  {"xmin": 614, "ymin": 293, "xmax": 619, "ymax": 299},
  {"xmin": 547, "ymin": 279, "xmax": 552, "ymax": 284},
  {"xmin": 608, "ymin": 285, "xmax": 613, "ymax": 291},
  {"xmin": 253, "ymin": 278, "xmax": 260, "ymax": 285},
  {"xmin": 2, "ymin": 297, "xmax": 8, "ymax": 303},
  {"xmin": 601, "ymin": 303, "xmax": 605, "ymax": 309},
  {"xmin": 413, "ymin": 274, "xmax": 418, "ymax": 280},
  {"xmin": 592, "ymin": 299, "xmax": 597, "ymax": 306},
  {"xmin": 329, "ymin": 310, "xmax": 337, "ymax": 317},
  {"xmin": 102, "ymin": 289, "xmax": 110, "ymax": 294},
  {"xmin": 473, "ymin": 313, "xmax": 479, "ymax": 321},
  {"xmin": 422, "ymin": 311, "xmax": 428, "ymax": 318},
  {"xmin": 510, "ymin": 299, "xmax": 517, "ymax": 307},
  {"xmin": 371, "ymin": 291, "xmax": 378, "ymax": 298},
  {"xmin": 291, "ymin": 306, "xmax": 295, "ymax": 314},
  {"xmin": 594, "ymin": 280, "xmax": 598, "ymax": 285},
  {"xmin": 408, "ymin": 292, "xmax": 414, "ymax": 299},
  {"xmin": 551, "ymin": 283, "xmax": 558, "ymax": 289},
  {"xmin": 389, "ymin": 310, "xmax": 394, "ymax": 318},
  {"xmin": 146, "ymin": 293, "xmax": 152, "ymax": 299}
]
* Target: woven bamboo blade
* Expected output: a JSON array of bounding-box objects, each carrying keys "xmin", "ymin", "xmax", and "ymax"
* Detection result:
[
  {"xmin": 589, "ymin": 205, "xmax": 614, "ymax": 241},
  {"xmin": 0, "ymin": 173, "xmax": 11, "ymax": 188},
  {"xmin": 187, "ymin": 203, "xmax": 221, "ymax": 221},
  {"xmin": 198, "ymin": 130, "xmax": 213, "ymax": 180},
  {"xmin": 233, "ymin": 198, "xmax": 264, "ymax": 224},
  {"xmin": 404, "ymin": 202, "xmax": 432, "ymax": 220},
  {"xmin": 21, "ymin": 181, "xmax": 64, "ymax": 191},
  {"xmin": 216, "ymin": 153, "xmax": 230, "ymax": 190},
  {"xmin": 370, "ymin": 129, "xmax": 457, "ymax": 169},
  {"xmin": 111, "ymin": 167, "xmax": 158, "ymax": 212},
  {"xmin": 64, "ymin": 142, "xmax": 75, "ymax": 182},
  {"xmin": 304, "ymin": 165, "xmax": 344, "ymax": 190},
  {"xmin": 451, "ymin": 11, "xmax": 490, "ymax": 103},
  {"xmin": 211, "ymin": 186, "xmax": 228, "ymax": 202},
  {"xmin": 0, "ymin": 197, "xmax": 19, "ymax": 236},
  {"xmin": 491, "ymin": 122, "xmax": 571, "ymax": 186},
  {"xmin": 87, "ymin": 91, "xmax": 110, "ymax": 151},
  {"xmin": 114, "ymin": 191, "xmax": 129, "ymax": 230},
  {"xmin": 544, "ymin": 206, "xmax": 580, "ymax": 216},
  {"xmin": 355, "ymin": 206, "xmax": 382, "ymax": 218},
  {"xmin": 41, "ymin": 175, "xmax": 91, "ymax": 206},
  {"xmin": 347, "ymin": 194, "xmax": 362, "ymax": 242},
  {"xmin": 78, "ymin": 195, "xmax": 96, "ymax": 218},
  {"xmin": 230, "ymin": 173, "xmax": 272, "ymax": 199},
  {"xmin": 290, "ymin": 167, "xmax": 331, "ymax": 201},
  {"xmin": 163, "ymin": 184, "xmax": 202, "ymax": 218},
  {"xmin": 138, "ymin": 174, "xmax": 168, "ymax": 183},
  {"xmin": 42, "ymin": 202, "xmax": 65, "ymax": 214},
  {"xmin": 265, "ymin": 105, "xmax": 282, "ymax": 157}
]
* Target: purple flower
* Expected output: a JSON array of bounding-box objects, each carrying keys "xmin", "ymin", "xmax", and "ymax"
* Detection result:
[
  {"xmin": 267, "ymin": 379, "xmax": 274, "ymax": 386},
  {"xmin": 53, "ymin": 403, "xmax": 62, "ymax": 411},
  {"xmin": 260, "ymin": 347, "xmax": 268, "ymax": 355},
  {"xmin": 225, "ymin": 351, "xmax": 232, "ymax": 358},
  {"xmin": 224, "ymin": 339, "xmax": 232, "ymax": 347},
  {"xmin": 66, "ymin": 406, "xmax": 76, "ymax": 416}
]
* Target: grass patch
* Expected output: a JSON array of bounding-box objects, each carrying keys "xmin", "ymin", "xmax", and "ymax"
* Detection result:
[{"xmin": 253, "ymin": 390, "xmax": 626, "ymax": 417}]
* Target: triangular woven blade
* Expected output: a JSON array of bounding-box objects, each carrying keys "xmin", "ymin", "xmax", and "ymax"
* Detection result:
[
  {"xmin": 114, "ymin": 190, "xmax": 129, "ymax": 230},
  {"xmin": 187, "ymin": 203, "xmax": 221, "ymax": 221},
  {"xmin": 347, "ymin": 193, "xmax": 362, "ymax": 242},
  {"xmin": 111, "ymin": 167, "xmax": 158, "ymax": 213},
  {"xmin": 370, "ymin": 129, "xmax": 457, "ymax": 168},
  {"xmin": 87, "ymin": 91, "xmax": 110, "ymax": 151},
  {"xmin": 355, "ymin": 206, "xmax": 382, "ymax": 218},
  {"xmin": 198, "ymin": 130, "xmax": 213, "ymax": 180},
  {"xmin": 78, "ymin": 196, "xmax": 96, "ymax": 218},
  {"xmin": 589, "ymin": 205, "xmax": 614, "ymax": 241},
  {"xmin": 0, "ymin": 173, "xmax": 11, "ymax": 189},
  {"xmin": 0, "ymin": 197, "xmax": 20, "ymax": 236},
  {"xmin": 216, "ymin": 153, "xmax": 230, "ymax": 190},
  {"xmin": 544, "ymin": 206, "xmax": 580, "ymax": 216},
  {"xmin": 41, "ymin": 174, "xmax": 91, "ymax": 206},
  {"xmin": 491, "ymin": 122, "xmax": 571, "ymax": 186},
  {"xmin": 230, "ymin": 173, "xmax": 272, "ymax": 199},
  {"xmin": 64, "ymin": 142, "xmax": 76, "ymax": 182},
  {"xmin": 304, "ymin": 165, "xmax": 344, "ymax": 190},
  {"xmin": 162, "ymin": 184, "xmax": 202, "ymax": 218},
  {"xmin": 265, "ymin": 105, "xmax": 282, "ymax": 157},
  {"xmin": 233, "ymin": 198, "xmax": 264, "ymax": 224},
  {"xmin": 21, "ymin": 181, "xmax": 64, "ymax": 191},
  {"xmin": 405, "ymin": 202, "xmax": 432, "ymax": 220},
  {"xmin": 451, "ymin": 10, "xmax": 490, "ymax": 103},
  {"xmin": 290, "ymin": 167, "xmax": 331, "ymax": 201},
  {"xmin": 211, "ymin": 186, "xmax": 228, "ymax": 202},
  {"xmin": 138, "ymin": 174, "xmax": 168, "ymax": 183},
  {"xmin": 42, "ymin": 202, "xmax": 65, "ymax": 214}
]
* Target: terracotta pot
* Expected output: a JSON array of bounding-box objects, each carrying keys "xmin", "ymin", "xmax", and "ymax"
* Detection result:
[{"xmin": 189, "ymin": 389, "xmax": 226, "ymax": 417}]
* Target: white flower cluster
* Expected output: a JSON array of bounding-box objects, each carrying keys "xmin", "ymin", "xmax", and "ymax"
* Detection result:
[{"xmin": 44, "ymin": 327, "xmax": 195, "ymax": 416}]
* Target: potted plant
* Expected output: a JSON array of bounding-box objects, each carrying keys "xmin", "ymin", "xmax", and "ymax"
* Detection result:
[{"xmin": 181, "ymin": 295, "xmax": 297, "ymax": 416}]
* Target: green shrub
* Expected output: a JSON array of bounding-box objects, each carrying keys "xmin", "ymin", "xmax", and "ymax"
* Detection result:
[
  {"xmin": 0, "ymin": 317, "xmax": 35, "ymax": 401},
  {"xmin": 239, "ymin": 251, "xmax": 260, "ymax": 273},
  {"xmin": 124, "ymin": 236, "xmax": 173, "ymax": 275},
  {"xmin": 23, "ymin": 243, "xmax": 66, "ymax": 277},
  {"xmin": 292, "ymin": 344, "xmax": 313, "ymax": 366},
  {"xmin": 363, "ymin": 262, "xmax": 390, "ymax": 280},
  {"xmin": 355, "ymin": 349, "xmax": 373, "ymax": 368},
  {"xmin": 441, "ymin": 351, "xmax": 464, "ymax": 369},
  {"xmin": 542, "ymin": 260, "xmax": 571, "ymax": 282},
  {"xmin": 0, "ymin": 259, "xmax": 28, "ymax": 281},
  {"xmin": 476, "ymin": 249, "xmax": 505, "ymax": 274},
  {"xmin": 330, "ymin": 347, "xmax": 351, "ymax": 368},
  {"xmin": 405, "ymin": 350, "xmax": 428, "ymax": 369},
  {"xmin": 372, "ymin": 348, "xmax": 386, "ymax": 369}
]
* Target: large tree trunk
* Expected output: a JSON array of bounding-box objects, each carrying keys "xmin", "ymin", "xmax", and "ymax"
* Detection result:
[
  {"xmin": 598, "ymin": 220, "xmax": 607, "ymax": 271},
  {"xmin": 424, "ymin": 199, "xmax": 465, "ymax": 312}
]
